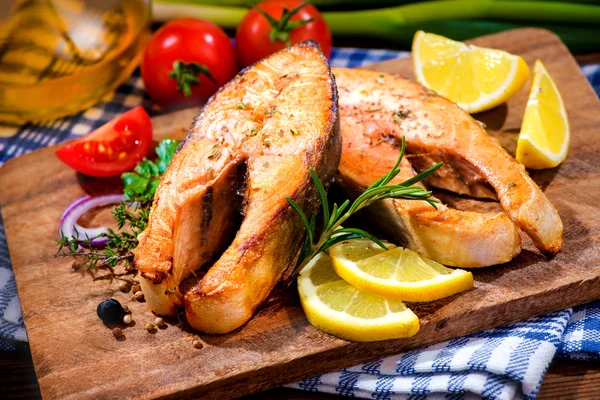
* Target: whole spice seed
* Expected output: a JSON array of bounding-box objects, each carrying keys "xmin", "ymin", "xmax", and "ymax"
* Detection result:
[
  {"xmin": 131, "ymin": 284, "xmax": 140, "ymax": 293},
  {"xmin": 134, "ymin": 291, "xmax": 144, "ymax": 300},
  {"xmin": 118, "ymin": 281, "xmax": 128, "ymax": 292},
  {"xmin": 123, "ymin": 314, "xmax": 132, "ymax": 325},
  {"xmin": 154, "ymin": 317, "xmax": 166, "ymax": 328},
  {"xmin": 193, "ymin": 339, "xmax": 203, "ymax": 349},
  {"xmin": 122, "ymin": 304, "xmax": 130, "ymax": 313},
  {"xmin": 145, "ymin": 323, "xmax": 155, "ymax": 332},
  {"xmin": 112, "ymin": 327, "xmax": 123, "ymax": 339}
]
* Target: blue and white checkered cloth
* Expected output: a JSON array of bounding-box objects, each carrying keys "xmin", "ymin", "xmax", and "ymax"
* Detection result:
[{"xmin": 1, "ymin": 47, "xmax": 599, "ymax": 398}]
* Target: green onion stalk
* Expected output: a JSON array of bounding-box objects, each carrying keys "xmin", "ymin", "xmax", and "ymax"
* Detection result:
[{"xmin": 153, "ymin": 0, "xmax": 600, "ymax": 53}]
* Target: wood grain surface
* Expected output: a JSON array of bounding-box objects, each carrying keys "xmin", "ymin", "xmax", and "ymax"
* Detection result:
[
  {"xmin": 1, "ymin": 28, "xmax": 600, "ymax": 399},
  {"xmin": 2, "ymin": 348, "xmax": 600, "ymax": 400}
]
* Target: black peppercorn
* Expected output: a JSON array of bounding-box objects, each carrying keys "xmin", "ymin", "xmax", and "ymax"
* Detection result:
[{"xmin": 97, "ymin": 298, "xmax": 124, "ymax": 324}]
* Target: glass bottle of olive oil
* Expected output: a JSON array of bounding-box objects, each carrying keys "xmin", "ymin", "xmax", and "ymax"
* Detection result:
[{"xmin": 0, "ymin": 0, "xmax": 150, "ymax": 124}]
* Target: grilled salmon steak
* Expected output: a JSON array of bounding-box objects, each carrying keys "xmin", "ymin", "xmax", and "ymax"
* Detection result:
[
  {"xmin": 333, "ymin": 68, "xmax": 563, "ymax": 260},
  {"xmin": 337, "ymin": 137, "xmax": 521, "ymax": 268},
  {"xmin": 135, "ymin": 42, "xmax": 340, "ymax": 333}
]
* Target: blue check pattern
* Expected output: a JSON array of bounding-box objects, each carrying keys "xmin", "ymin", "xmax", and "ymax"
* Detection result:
[
  {"xmin": 288, "ymin": 310, "xmax": 575, "ymax": 400},
  {"xmin": 0, "ymin": 47, "xmax": 599, "ymax": 397}
]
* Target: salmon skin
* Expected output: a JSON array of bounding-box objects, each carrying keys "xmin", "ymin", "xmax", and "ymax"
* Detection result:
[
  {"xmin": 333, "ymin": 67, "xmax": 563, "ymax": 261},
  {"xmin": 135, "ymin": 42, "xmax": 340, "ymax": 334}
]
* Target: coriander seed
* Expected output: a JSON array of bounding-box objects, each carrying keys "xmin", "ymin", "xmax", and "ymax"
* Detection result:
[
  {"xmin": 123, "ymin": 315, "xmax": 132, "ymax": 325},
  {"xmin": 145, "ymin": 323, "xmax": 155, "ymax": 332},
  {"xmin": 193, "ymin": 339, "xmax": 203, "ymax": 349},
  {"xmin": 134, "ymin": 291, "xmax": 144, "ymax": 300},
  {"xmin": 154, "ymin": 317, "xmax": 166, "ymax": 328},
  {"xmin": 112, "ymin": 327, "xmax": 123, "ymax": 338},
  {"xmin": 131, "ymin": 284, "xmax": 141, "ymax": 293}
]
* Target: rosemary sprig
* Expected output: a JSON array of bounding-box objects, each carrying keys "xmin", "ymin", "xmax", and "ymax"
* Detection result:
[{"xmin": 286, "ymin": 136, "xmax": 442, "ymax": 280}]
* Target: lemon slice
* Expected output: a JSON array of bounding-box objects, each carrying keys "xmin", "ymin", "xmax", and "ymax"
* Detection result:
[
  {"xmin": 516, "ymin": 60, "xmax": 569, "ymax": 169},
  {"xmin": 412, "ymin": 30, "xmax": 530, "ymax": 113},
  {"xmin": 329, "ymin": 239, "xmax": 473, "ymax": 302},
  {"xmin": 297, "ymin": 252, "xmax": 420, "ymax": 342}
]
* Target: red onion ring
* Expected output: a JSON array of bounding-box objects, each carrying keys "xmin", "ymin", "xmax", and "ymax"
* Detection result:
[{"xmin": 59, "ymin": 194, "xmax": 126, "ymax": 247}]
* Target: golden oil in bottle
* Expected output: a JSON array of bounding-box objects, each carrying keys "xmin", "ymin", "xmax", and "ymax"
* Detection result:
[{"xmin": 0, "ymin": 0, "xmax": 151, "ymax": 124}]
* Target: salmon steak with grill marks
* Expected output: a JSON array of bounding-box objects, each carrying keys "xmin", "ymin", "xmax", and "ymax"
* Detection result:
[
  {"xmin": 134, "ymin": 42, "xmax": 340, "ymax": 334},
  {"xmin": 332, "ymin": 68, "xmax": 563, "ymax": 265}
]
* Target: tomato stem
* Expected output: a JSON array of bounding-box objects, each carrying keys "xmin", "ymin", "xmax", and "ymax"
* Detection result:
[
  {"xmin": 254, "ymin": 2, "xmax": 315, "ymax": 46},
  {"xmin": 168, "ymin": 60, "xmax": 216, "ymax": 97}
]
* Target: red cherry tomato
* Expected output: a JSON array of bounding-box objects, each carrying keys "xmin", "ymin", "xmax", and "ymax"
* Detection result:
[
  {"xmin": 236, "ymin": 0, "xmax": 332, "ymax": 68},
  {"xmin": 141, "ymin": 18, "xmax": 238, "ymax": 109},
  {"xmin": 56, "ymin": 107, "xmax": 153, "ymax": 177}
]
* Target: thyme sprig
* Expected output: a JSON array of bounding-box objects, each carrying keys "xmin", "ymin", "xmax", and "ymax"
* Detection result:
[
  {"xmin": 56, "ymin": 201, "xmax": 149, "ymax": 271},
  {"xmin": 286, "ymin": 137, "xmax": 442, "ymax": 280}
]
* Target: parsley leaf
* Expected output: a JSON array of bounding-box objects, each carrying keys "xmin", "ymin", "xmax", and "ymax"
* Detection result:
[
  {"xmin": 122, "ymin": 138, "xmax": 179, "ymax": 202},
  {"xmin": 156, "ymin": 138, "xmax": 179, "ymax": 174}
]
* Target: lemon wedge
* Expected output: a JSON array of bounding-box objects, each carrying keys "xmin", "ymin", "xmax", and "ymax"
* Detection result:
[
  {"xmin": 412, "ymin": 30, "xmax": 530, "ymax": 113},
  {"xmin": 297, "ymin": 252, "xmax": 420, "ymax": 342},
  {"xmin": 329, "ymin": 239, "xmax": 473, "ymax": 302},
  {"xmin": 516, "ymin": 60, "xmax": 569, "ymax": 169}
]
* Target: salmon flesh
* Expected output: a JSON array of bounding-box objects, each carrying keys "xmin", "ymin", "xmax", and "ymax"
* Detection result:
[
  {"xmin": 333, "ymin": 68, "xmax": 563, "ymax": 263},
  {"xmin": 134, "ymin": 43, "xmax": 340, "ymax": 333}
]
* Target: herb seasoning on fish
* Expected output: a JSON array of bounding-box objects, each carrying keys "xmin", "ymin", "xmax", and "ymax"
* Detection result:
[{"xmin": 393, "ymin": 110, "xmax": 411, "ymax": 123}]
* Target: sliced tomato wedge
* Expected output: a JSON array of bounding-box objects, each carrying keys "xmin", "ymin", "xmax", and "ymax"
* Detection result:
[{"xmin": 56, "ymin": 107, "xmax": 153, "ymax": 177}]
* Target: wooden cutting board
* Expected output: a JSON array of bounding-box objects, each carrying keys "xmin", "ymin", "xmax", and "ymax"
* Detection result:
[{"xmin": 1, "ymin": 28, "xmax": 600, "ymax": 399}]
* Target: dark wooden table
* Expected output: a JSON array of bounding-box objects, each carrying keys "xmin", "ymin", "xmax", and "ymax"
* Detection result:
[{"xmin": 1, "ymin": 346, "xmax": 600, "ymax": 399}]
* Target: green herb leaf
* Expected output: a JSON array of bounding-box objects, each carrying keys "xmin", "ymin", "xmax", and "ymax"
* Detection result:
[
  {"xmin": 208, "ymin": 145, "xmax": 221, "ymax": 159},
  {"xmin": 122, "ymin": 138, "xmax": 179, "ymax": 202},
  {"xmin": 315, "ymin": 233, "xmax": 363, "ymax": 254},
  {"xmin": 286, "ymin": 197, "xmax": 313, "ymax": 246},
  {"xmin": 333, "ymin": 227, "xmax": 387, "ymax": 250},
  {"xmin": 309, "ymin": 168, "xmax": 329, "ymax": 234},
  {"xmin": 156, "ymin": 138, "xmax": 179, "ymax": 174},
  {"xmin": 393, "ymin": 110, "xmax": 411, "ymax": 123}
]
